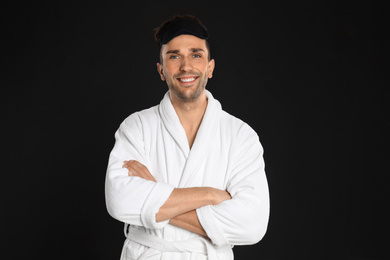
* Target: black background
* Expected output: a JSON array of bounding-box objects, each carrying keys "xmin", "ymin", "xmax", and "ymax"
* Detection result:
[{"xmin": 1, "ymin": 0, "xmax": 389, "ymax": 259}]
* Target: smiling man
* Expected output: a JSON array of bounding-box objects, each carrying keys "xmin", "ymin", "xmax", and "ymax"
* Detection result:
[
  {"xmin": 158, "ymin": 35, "xmax": 213, "ymax": 105},
  {"xmin": 105, "ymin": 15, "xmax": 270, "ymax": 259}
]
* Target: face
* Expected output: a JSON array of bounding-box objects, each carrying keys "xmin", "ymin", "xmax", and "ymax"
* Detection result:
[{"xmin": 157, "ymin": 34, "xmax": 215, "ymax": 104}]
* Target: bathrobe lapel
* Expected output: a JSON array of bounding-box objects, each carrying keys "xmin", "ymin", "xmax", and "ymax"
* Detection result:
[
  {"xmin": 159, "ymin": 90, "xmax": 222, "ymax": 188},
  {"xmin": 159, "ymin": 92, "xmax": 190, "ymax": 158}
]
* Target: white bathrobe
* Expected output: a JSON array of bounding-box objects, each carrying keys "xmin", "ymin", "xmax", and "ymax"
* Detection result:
[{"xmin": 105, "ymin": 90, "xmax": 269, "ymax": 260}]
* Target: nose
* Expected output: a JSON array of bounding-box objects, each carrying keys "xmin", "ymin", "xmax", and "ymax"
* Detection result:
[{"xmin": 179, "ymin": 56, "xmax": 192, "ymax": 72}]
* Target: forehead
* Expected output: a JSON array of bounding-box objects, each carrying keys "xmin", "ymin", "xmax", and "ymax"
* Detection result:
[{"xmin": 161, "ymin": 34, "xmax": 208, "ymax": 53}]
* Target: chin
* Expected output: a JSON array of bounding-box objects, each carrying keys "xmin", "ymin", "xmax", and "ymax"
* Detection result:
[
  {"xmin": 178, "ymin": 87, "xmax": 205, "ymax": 102},
  {"xmin": 169, "ymin": 83, "xmax": 203, "ymax": 102}
]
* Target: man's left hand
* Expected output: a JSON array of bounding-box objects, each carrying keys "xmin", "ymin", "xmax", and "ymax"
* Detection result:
[{"xmin": 122, "ymin": 160, "xmax": 157, "ymax": 182}]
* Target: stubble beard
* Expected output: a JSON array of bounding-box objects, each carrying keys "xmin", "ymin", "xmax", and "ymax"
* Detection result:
[{"xmin": 168, "ymin": 72, "xmax": 209, "ymax": 104}]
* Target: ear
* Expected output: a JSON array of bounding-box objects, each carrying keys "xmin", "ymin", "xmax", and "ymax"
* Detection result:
[
  {"xmin": 208, "ymin": 59, "xmax": 215, "ymax": 78},
  {"xmin": 156, "ymin": 63, "xmax": 166, "ymax": 81}
]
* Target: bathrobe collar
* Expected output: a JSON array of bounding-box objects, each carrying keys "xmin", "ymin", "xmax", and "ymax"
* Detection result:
[{"xmin": 158, "ymin": 90, "xmax": 222, "ymax": 187}]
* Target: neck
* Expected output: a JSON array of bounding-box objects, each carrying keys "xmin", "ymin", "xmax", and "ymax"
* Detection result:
[
  {"xmin": 170, "ymin": 91, "xmax": 208, "ymax": 148},
  {"xmin": 171, "ymin": 91, "xmax": 207, "ymax": 126}
]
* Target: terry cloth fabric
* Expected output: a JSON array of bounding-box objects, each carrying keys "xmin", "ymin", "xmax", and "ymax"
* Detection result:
[
  {"xmin": 105, "ymin": 90, "xmax": 270, "ymax": 259},
  {"xmin": 123, "ymin": 224, "xmax": 232, "ymax": 260}
]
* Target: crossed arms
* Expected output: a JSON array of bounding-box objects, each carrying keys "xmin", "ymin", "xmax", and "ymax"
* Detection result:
[
  {"xmin": 105, "ymin": 116, "xmax": 269, "ymax": 246},
  {"xmin": 122, "ymin": 160, "xmax": 231, "ymax": 237}
]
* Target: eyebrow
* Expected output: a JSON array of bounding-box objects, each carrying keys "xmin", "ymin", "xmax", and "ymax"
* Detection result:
[
  {"xmin": 165, "ymin": 48, "xmax": 205, "ymax": 55},
  {"xmin": 190, "ymin": 48, "xmax": 205, "ymax": 53}
]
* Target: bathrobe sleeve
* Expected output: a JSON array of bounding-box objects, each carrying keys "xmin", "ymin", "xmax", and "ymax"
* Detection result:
[
  {"xmin": 196, "ymin": 123, "xmax": 270, "ymax": 246},
  {"xmin": 105, "ymin": 113, "xmax": 175, "ymax": 229}
]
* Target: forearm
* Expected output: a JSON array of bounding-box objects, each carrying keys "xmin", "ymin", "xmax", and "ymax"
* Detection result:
[
  {"xmin": 156, "ymin": 187, "xmax": 214, "ymax": 222},
  {"xmin": 169, "ymin": 210, "xmax": 207, "ymax": 237},
  {"xmin": 121, "ymin": 159, "xmax": 231, "ymax": 232}
]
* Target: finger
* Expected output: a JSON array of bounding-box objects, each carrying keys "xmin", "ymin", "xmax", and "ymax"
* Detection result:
[
  {"xmin": 133, "ymin": 163, "xmax": 150, "ymax": 177},
  {"xmin": 130, "ymin": 163, "xmax": 155, "ymax": 181},
  {"xmin": 123, "ymin": 161, "xmax": 156, "ymax": 182},
  {"xmin": 128, "ymin": 163, "xmax": 142, "ymax": 177},
  {"xmin": 122, "ymin": 160, "xmax": 131, "ymax": 168},
  {"xmin": 139, "ymin": 167, "xmax": 156, "ymax": 182},
  {"xmin": 122, "ymin": 160, "xmax": 136, "ymax": 168},
  {"xmin": 128, "ymin": 161, "xmax": 146, "ymax": 175}
]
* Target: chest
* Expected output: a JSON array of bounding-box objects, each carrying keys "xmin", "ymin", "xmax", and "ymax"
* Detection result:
[{"xmin": 145, "ymin": 124, "xmax": 231, "ymax": 189}]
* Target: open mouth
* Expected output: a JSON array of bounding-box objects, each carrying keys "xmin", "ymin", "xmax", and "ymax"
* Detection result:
[{"xmin": 177, "ymin": 77, "xmax": 198, "ymax": 84}]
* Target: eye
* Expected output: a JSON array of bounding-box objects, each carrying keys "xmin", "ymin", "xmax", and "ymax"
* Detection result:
[
  {"xmin": 193, "ymin": 54, "xmax": 201, "ymax": 58},
  {"xmin": 169, "ymin": 55, "xmax": 179, "ymax": 59}
]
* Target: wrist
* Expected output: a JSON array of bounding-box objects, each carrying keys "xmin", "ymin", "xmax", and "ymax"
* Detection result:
[{"xmin": 203, "ymin": 187, "xmax": 218, "ymax": 205}]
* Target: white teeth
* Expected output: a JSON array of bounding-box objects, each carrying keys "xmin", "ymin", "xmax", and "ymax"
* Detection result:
[{"xmin": 179, "ymin": 78, "xmax": 196, "ymax": 82}]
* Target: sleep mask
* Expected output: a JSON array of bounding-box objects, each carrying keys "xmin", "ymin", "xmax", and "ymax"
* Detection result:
[{"xmin": 159, "ymin": 17, "xmax": 209, "ymax": 45}]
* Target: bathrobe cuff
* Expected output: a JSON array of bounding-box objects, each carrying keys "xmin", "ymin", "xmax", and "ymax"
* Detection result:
[
  {"xmin": 197, "ymin": 205, "xmax": 229, "ymax": 246},
  {"xmin": 140, "ymin": 181, "xmax": 175, "ymax": 229}
]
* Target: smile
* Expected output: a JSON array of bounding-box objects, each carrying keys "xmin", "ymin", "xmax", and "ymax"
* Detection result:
[{"xmin": 178, "ymin": 77, "xmax": 197, "ymax": 83}]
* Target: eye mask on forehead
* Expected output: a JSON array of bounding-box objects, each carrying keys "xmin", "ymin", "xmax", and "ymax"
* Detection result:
[{"xmin": 159, "ymin": 18, "xmax": 209, "ymax": 45}]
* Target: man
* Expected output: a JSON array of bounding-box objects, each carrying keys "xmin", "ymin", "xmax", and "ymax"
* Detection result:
[{"xmin": 105, "ymin": 15, "xmax": 269, "ymax": 259}]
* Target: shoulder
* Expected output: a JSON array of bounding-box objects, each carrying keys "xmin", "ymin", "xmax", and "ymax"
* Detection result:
[
  {"xmin": 220, "ymin": 110, "xmax": 259, "ymax": 140},
  {"xmin": 221, "ymin": 111, "xmax": 264, "ymax": 160},
  {"xmin": 220, "ymin": 109, "xmax": 263, "ymax": 156},
  {"xmin": 120, "ymin": 105, "xmax": 159, "ymax": 132}
]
